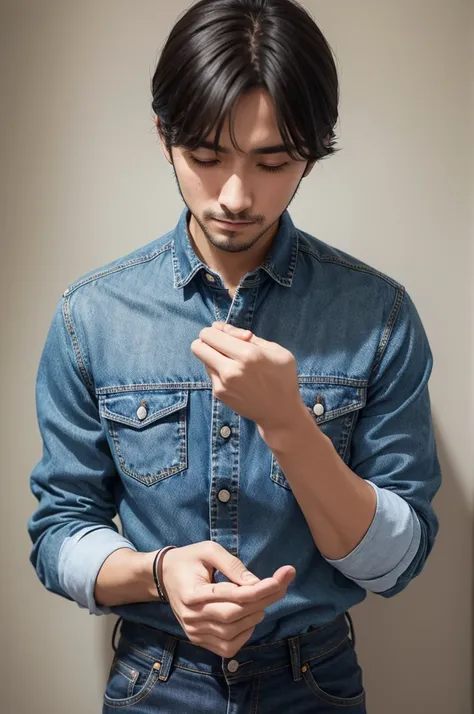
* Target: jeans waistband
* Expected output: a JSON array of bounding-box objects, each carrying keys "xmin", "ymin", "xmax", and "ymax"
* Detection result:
[{"xmin": 113, "ymin": 612, "xmax": 354, "ymax": 684}]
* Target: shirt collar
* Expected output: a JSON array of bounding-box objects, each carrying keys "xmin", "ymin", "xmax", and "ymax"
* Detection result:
[{"xmin": 171, "ymin": 207, "xmax": 299, "ymax": 289}]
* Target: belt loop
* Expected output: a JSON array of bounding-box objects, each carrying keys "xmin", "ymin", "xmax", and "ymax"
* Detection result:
[
  {"xmin": 157, "ymin": 635, "xmax": 178, "ymax": 681},
  {"xmin": 287, "ymin": 635, "xmax": 302, "ymax": 682},
  {"xmin": 345, "ymin": 611, "xmax": 356, "ymax": 648}
]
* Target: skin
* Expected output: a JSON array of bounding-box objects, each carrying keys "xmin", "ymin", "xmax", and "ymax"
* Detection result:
[{"xmin": 156, "ymin": 87, "xmax": 315, "ymax": 296}]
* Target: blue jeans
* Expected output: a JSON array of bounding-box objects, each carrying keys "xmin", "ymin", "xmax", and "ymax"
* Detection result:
[{"xmin": 103, "ymin": 612, "xmax": 366, "ymax": 712}]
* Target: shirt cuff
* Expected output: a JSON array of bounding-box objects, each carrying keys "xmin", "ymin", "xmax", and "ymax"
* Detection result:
[
  {"xmin": 58, "ymin": 526, "xmax": 137, "ymax": 615},
  {"xmin": 323, "ymin": 481, "xmax": 421, "ymax": 592}
]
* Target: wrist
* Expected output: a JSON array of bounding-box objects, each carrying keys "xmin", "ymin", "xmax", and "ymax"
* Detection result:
[
  {"xmin": 136, "ymin": 550, "xmax": 161, "ymax": 600},
  {"xmin": 258, "ymin": 402, "xmax": 314, "ymax": 452},
  {"xmin": 155, "ymin": 546, "xmax": 178, "ymax": 602},
  {"xmin": 94, "ymin": 548, "xmax": 160, "ymax": 607}
]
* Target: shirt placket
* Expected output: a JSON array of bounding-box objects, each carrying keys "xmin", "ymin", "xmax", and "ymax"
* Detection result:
[{"xmin": 209, "ymin": 278, "xmax": 260, "ymax": 573}]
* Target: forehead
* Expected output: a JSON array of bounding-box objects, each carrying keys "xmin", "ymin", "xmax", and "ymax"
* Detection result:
[{"xmin": 207, "ymin": 88, "xmax": 284, "ymax": 154}]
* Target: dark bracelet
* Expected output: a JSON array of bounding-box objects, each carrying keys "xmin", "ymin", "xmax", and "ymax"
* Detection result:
[
  {"xmin": 152, "ymin": 546, "xmax": 177, "ymax": 603},
  {"xmin": 152, "ymin": 550, "xmax": 165, "ymax": 602}
]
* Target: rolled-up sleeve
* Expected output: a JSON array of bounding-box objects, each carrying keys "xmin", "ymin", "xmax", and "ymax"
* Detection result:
[
  {"xmin": 324, "ymin": 288, "xmax": 441, "ymax": 596},
  {"xmin": 27, "ymin": 295, "xmax": 135, "ymax": 613}
]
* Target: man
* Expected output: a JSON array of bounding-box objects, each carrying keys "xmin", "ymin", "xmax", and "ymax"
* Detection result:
[{"xmin": 28, "ymin": 0, "xmax": 441, "ymax": 711}]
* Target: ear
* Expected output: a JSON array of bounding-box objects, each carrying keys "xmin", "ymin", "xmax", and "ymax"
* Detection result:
[
  {"xmin": 302, "ymin": 160, "xmax": 316, "ymax": 178},
  {"xmin": 155, "ymin": 117, "xmax": 173, "ymax": 165}
]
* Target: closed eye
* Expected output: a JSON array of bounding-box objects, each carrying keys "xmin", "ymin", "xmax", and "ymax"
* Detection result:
[{"xmin": 188, "ymin": 156, "xmax": 288, "ymax": 173}]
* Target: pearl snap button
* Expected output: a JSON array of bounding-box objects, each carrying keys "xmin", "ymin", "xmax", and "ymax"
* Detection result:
[
  {"xmin": 313, "ymin": 403, "xmax": 325, "ymax": 417},
  {"xmin": 220, "ymin": 425, "xmax": 231, "ymax": 439},
  {"xmin": 227, "ymin": 659, "xmax": 239, "ymax": 673},
  {"xmin": 205, "ymin": 273, "xmax": 216, "ymax": 282},
  {"xmin": 218, "ymin": 489, "xmax": 231, "ymax": 503},
  {"xmin": 137, "ymin": 405, "xmax": 148, "ymax": 420}
]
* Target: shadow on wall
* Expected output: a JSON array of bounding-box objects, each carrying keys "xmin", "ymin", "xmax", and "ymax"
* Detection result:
[
  {"xmin": 352, "ymin": 415, "xmax": 471, "ymax": 712},
  {"xmin": 98, "ymin": 414, "xmax": 470, "ymax": 712}
]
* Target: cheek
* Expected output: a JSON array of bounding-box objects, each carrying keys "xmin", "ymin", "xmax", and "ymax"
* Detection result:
[
  {"xmin": 259, "ymin": 173, "xmax": 303, "ymax": 204},
  {"xmin": 183, "ymin": 171, "xmax": 213, "ymax": 199}
]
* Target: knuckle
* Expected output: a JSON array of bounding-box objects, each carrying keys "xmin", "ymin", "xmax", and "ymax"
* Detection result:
[
  {"xmin": 182, "ymin": 609, "xmax": 197, "ymax": 623},
  {"xmin": 203, "ymin": 540, "xmax": 218, "ymax": 558},
  {"xmin": 220, "ymin": 608, "xmax": 236, "ymax": 624},
  {"xmin": 214, "ymin": 384, "xmax": 225, "ymax": 399},
  {"xmin": 218, "ymin": 625, "xmax": 232, "ymax": 641},
  {"xmin": 244, "ymin": 348, "xmax": 259, "ymax": 365},
  {"xmin": 220, "ymin": 369, "xmax": 233, "ymax": 386},
  {"xmin": 228, "ymin": 556, "xmax": 245, "ymax": 575},
  {"xmin": 181, "ymin": 592, "xmax": 194, "ymax": 608}
]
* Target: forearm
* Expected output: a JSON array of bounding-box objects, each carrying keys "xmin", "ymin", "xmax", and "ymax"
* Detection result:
[
  {"xmin": 261, "ymin": 405, "xmax": 377, "ymax": 560},
  {"xmin": 95, "ymin": 548, "xmax": 159, "ymax": 607}
]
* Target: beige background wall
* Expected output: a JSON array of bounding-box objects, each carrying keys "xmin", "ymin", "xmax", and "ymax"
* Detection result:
[{"xmin": 1, "ymin": 1, "xmax": 473, "ymax": 712}]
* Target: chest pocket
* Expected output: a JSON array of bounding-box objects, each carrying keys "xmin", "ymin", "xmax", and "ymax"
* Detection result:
[
  {"xmin": 98, "ymin": 388, "xmax": 188, "ymax": 486},
  {"xmin": 270, "ymin": 380, "xmax": 366, "ymax": 491}
]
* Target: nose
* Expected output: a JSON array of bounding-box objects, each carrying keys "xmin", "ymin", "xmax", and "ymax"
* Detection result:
[{"xmin": 218, "ymin": 172, "xmax": 253, "ymax": 215}]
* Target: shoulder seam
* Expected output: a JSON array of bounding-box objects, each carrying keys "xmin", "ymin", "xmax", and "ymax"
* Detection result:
[
  {"xmin": 371, "ymin": 286, "xmax": 406, "ymax": 377},
  {"xmin": 62, "ymin": 240, "xmax": 173, "ymax": 297},
  {"xmin": 298, "ymin": 242, "xmax": 403, "ymax": 290},
  {"xmin": 61, "ymin": 295, "xmax": 95, "ymax": 397}
]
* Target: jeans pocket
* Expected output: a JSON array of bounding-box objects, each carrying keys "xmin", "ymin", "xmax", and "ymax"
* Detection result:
[
  {"xmin": 301, "ymin": 636, "xmax": 366, "ymax": 708},
  {"xmin": 103, "ymin": 641, "xmax": 163, "ymax": 708},
  {"xmin": 99, "ymin": 388, "xmax": 188, "ymax": 486}
]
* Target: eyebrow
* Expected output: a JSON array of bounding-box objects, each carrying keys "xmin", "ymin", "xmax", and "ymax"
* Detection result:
[{"xmin": 192, "ymin": 140, "xmax": 290, "ymax": 156}]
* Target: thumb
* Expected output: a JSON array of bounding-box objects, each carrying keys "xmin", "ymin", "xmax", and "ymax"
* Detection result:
[{"xmin": 215, "ymin": 549, "xmax": 260, "ymax": 586}]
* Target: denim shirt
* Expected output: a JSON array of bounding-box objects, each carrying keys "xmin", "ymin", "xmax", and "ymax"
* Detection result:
[{"xmin": 28, "ymin": 207, "xmax": 441, "ymax": 644}]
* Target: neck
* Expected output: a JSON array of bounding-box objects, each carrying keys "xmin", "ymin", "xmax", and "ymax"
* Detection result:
[{"xmin": 187, "ymin": 213, "xmax": 279, "ymax": 293}]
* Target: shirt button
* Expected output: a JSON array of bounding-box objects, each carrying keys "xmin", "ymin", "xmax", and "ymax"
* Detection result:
[
  {"xmin": 220, "ymin": 425, "xmax": 232, "ymax": 439},
  {"xmin": 137, "ymin": 405, "xmax": 148, "ymax": 420},
  {"xmin": 227, "ymin": 659, "xmax": 239, "ymax": 673},
  {"xmin": 205, "ymin": 273, "xmax": 216, "ymax": 282},
  {"xmin": 218, "ymin": 489, "xmax": 231, "ymax": 503},
  {"xmin": 313, "ymin": 402, "xmax": 325, "ymax": 417}
]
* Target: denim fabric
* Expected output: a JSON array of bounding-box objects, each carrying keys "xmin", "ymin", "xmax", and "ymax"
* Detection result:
[
  {"xmin": 28, "ymin": 207, "xmax": 441, "ymax": 645},
  {"xmin": 103, "ymin": 613, "xmax": 366, "ymax": 713}
]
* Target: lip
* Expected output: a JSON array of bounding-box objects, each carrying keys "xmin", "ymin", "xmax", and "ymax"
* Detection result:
[{"xmin": 215, "ymin": 219, "xmax": 253, "ymax": 229}]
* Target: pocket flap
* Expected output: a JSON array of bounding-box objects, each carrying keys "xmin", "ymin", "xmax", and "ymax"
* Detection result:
[
  {"xmin": 299, "ymin": 381, "xmax": 366, "ymax": 425},
  {"xmin": 99, "ymin": 389, "xmax": 188, "ymax": 429}
]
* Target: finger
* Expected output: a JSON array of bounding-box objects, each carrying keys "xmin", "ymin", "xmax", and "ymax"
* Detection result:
[
  {"xmin": 199, "ymin": 326, "xmax": 258, "ymax": 361},
  {"xmin": 248, "ymin": 333, "xmax": 279, "ymax": 351},
  {"xmin": 189, "ymin": 576, "xmax": 281, "ymax": 606},
  {"xmin": 203, "ymin": 585, "xmax": 288, "ymax": 624},
  {"xmin": 215, "ymin": 323, "xmax": 278, "ymax": 352},
  {"xmin": 191, "ymin": 338, "xmax": 233, "ymax": 373},
  {"xmin": 193, "ymin": 625, "xmax": 255, "ymax": 658},
  {"xmin": 272, "ymin": 565, "xmax": 297, "ymax": 584},
  {"xmin": 189, "ymin": 609, "xmax": 264, "ymax": 640},
  {"xmin": 197, "ymin": 570, "xmax": 296, "ymax": 623},
  {"xmin": 213, "ymin": 322, "xmax": 254, "ymax": 341}
]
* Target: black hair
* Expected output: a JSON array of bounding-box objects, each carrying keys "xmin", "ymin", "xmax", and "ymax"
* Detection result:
[{"xmin": 151, "ymin": 0, "xmax": 339, "ymax": 163}]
